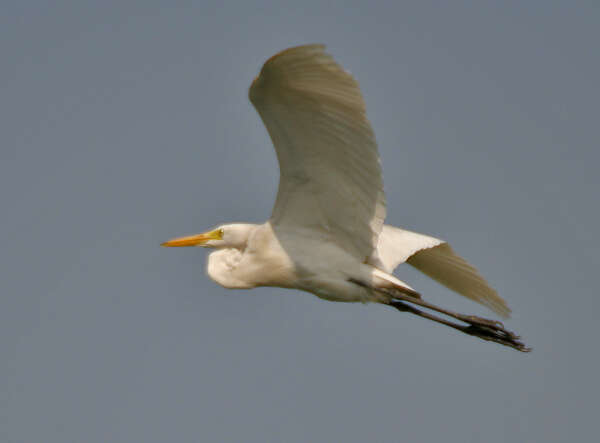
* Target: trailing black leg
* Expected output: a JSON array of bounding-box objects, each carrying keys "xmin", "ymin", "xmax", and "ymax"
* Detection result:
[{"xmin": 381, "ymin": 289, "xmax": 530, "ymax": 352}]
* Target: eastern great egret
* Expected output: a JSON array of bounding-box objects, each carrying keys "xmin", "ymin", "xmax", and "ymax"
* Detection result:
[{"xmin": 162, "ymin": 44, "xmax": 529, "ymax": 351}]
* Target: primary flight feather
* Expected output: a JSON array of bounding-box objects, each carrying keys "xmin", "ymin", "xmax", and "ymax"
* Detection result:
[{"xmin": 162, "ymin": 44, "xmax": 528, "ymax": 351}]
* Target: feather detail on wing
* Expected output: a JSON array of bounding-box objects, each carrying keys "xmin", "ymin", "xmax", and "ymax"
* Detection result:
[
  {"xmin": 249, "ymin": 44, "xmax": 386, "ymax": 260},
  {"xmin": 371, "ymin": 225, "xmax": 510, "ymax": 318}
]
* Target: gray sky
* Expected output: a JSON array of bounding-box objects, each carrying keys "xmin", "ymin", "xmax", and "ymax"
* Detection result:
[{"xmin": 2, "ymin": 1, "xmax": 599, "ymax": 442}]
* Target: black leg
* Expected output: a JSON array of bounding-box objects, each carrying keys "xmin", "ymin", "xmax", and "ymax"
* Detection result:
[{"xmin": 380, "ymin": 288, "xmax": 531, "ymax": 352}]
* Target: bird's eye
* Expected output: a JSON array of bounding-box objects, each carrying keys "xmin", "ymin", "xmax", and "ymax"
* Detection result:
[{"xmin": 219, "ymin": 228, "xmax": 224, "ymax": 238}]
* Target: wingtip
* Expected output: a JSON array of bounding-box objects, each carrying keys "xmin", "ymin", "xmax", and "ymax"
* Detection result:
[
  {"xmin": 259, "ymin": 43, "xmax": 327, "ymax": 70},
  {"xmin": 249, "ymin": 43, "xmax": 329, "ymax": 104}
]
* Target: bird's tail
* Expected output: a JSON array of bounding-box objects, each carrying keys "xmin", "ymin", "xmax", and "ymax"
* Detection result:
[{"xmin": 370, "ymin": 267, "xmax": 422, "ymax": 299}]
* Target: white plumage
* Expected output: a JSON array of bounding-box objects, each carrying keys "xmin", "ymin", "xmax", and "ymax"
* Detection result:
[
  {"xmin": 249, "ymin": 44, "xmax": 385, "ymax": 261},
  {"xmin": 162, "ymin": 44, "xmax": 528, "ymax": 350}
]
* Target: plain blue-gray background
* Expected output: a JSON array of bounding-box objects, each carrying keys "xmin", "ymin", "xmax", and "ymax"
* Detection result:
[{"xmin": 2, "ymin": 1, "xmax": 599, "ymax": 442}]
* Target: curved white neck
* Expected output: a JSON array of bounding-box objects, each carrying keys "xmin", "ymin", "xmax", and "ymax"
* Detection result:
[{"xmin": 206, "ymin": 222, "xmax": 296, "ymax": 290}]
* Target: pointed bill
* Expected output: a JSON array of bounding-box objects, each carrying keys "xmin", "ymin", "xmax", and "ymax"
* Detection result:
[{"xmin": 161, "ymin": 229, "xmax": 223, "ymax": 247}]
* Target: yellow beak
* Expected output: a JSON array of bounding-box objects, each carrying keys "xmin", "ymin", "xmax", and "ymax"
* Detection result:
[{"xmin": 161, "ymin": 229, "xmax": 222, "ymax": 247}]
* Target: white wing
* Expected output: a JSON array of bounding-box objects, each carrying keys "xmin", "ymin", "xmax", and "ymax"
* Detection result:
[
  {"xmin": 249, "ymin": 44, "xmax": 386, "ymax": 260},
  {"xmin": 372, "ymin": 225, "xmax": 510, "ymax": 318}
]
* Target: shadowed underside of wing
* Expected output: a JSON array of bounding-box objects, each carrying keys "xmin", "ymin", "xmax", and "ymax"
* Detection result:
[
  {"xmin": 407, "ymin": 243, "xmax": 510, "ymax": 318},
  {"xmin": 373, "ymin": 225, "xmax": 510, "ymax": 318},
  {"xmin": 249, "ymin": 44, "xmax": 386, "ymax": 260}
]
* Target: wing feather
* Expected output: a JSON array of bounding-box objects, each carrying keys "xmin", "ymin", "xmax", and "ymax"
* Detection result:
[
  {"xmin": 407, "ymin": 243, "xmax": 510, "ymax": 318},
  {"xmin": 372, "ymin": 225, "xmax": 510, "ymax": 318},
  {"xmin": 249, "ymin": 44, "xmax": 385, "ymax": 259}
]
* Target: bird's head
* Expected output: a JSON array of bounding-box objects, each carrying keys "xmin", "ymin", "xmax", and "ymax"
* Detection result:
[{"xmin": 161, "ymin": 223, "xmax": 254, "ymax": 250}]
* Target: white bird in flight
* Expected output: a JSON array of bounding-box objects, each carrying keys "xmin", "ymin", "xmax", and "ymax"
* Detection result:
[{"xmin": 162, "ymin": 44, "xmax": 528, "ymax": 351}]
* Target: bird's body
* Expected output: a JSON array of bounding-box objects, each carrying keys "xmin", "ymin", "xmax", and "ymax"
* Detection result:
[
  {"xmin": 202, "ymin": 221, "xmax": 391, "ymax": 304},
  {"xmin": 163, "ymin": 44, "xmax": 529, "ymax": 351}
]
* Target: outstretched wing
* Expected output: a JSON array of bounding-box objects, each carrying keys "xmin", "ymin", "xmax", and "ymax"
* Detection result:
[
  {"xmin": 249, "ymin": 44, "xmax": 386, "ymax": 260},
  {"xmin": 372, "ymin": 225, "xmax": 510, "ymax": 318}
]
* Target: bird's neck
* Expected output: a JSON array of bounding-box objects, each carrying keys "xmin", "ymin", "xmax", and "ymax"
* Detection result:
[{"xmin": 207, "ymin": 222, "xmax": 297, "ymax": 289}]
